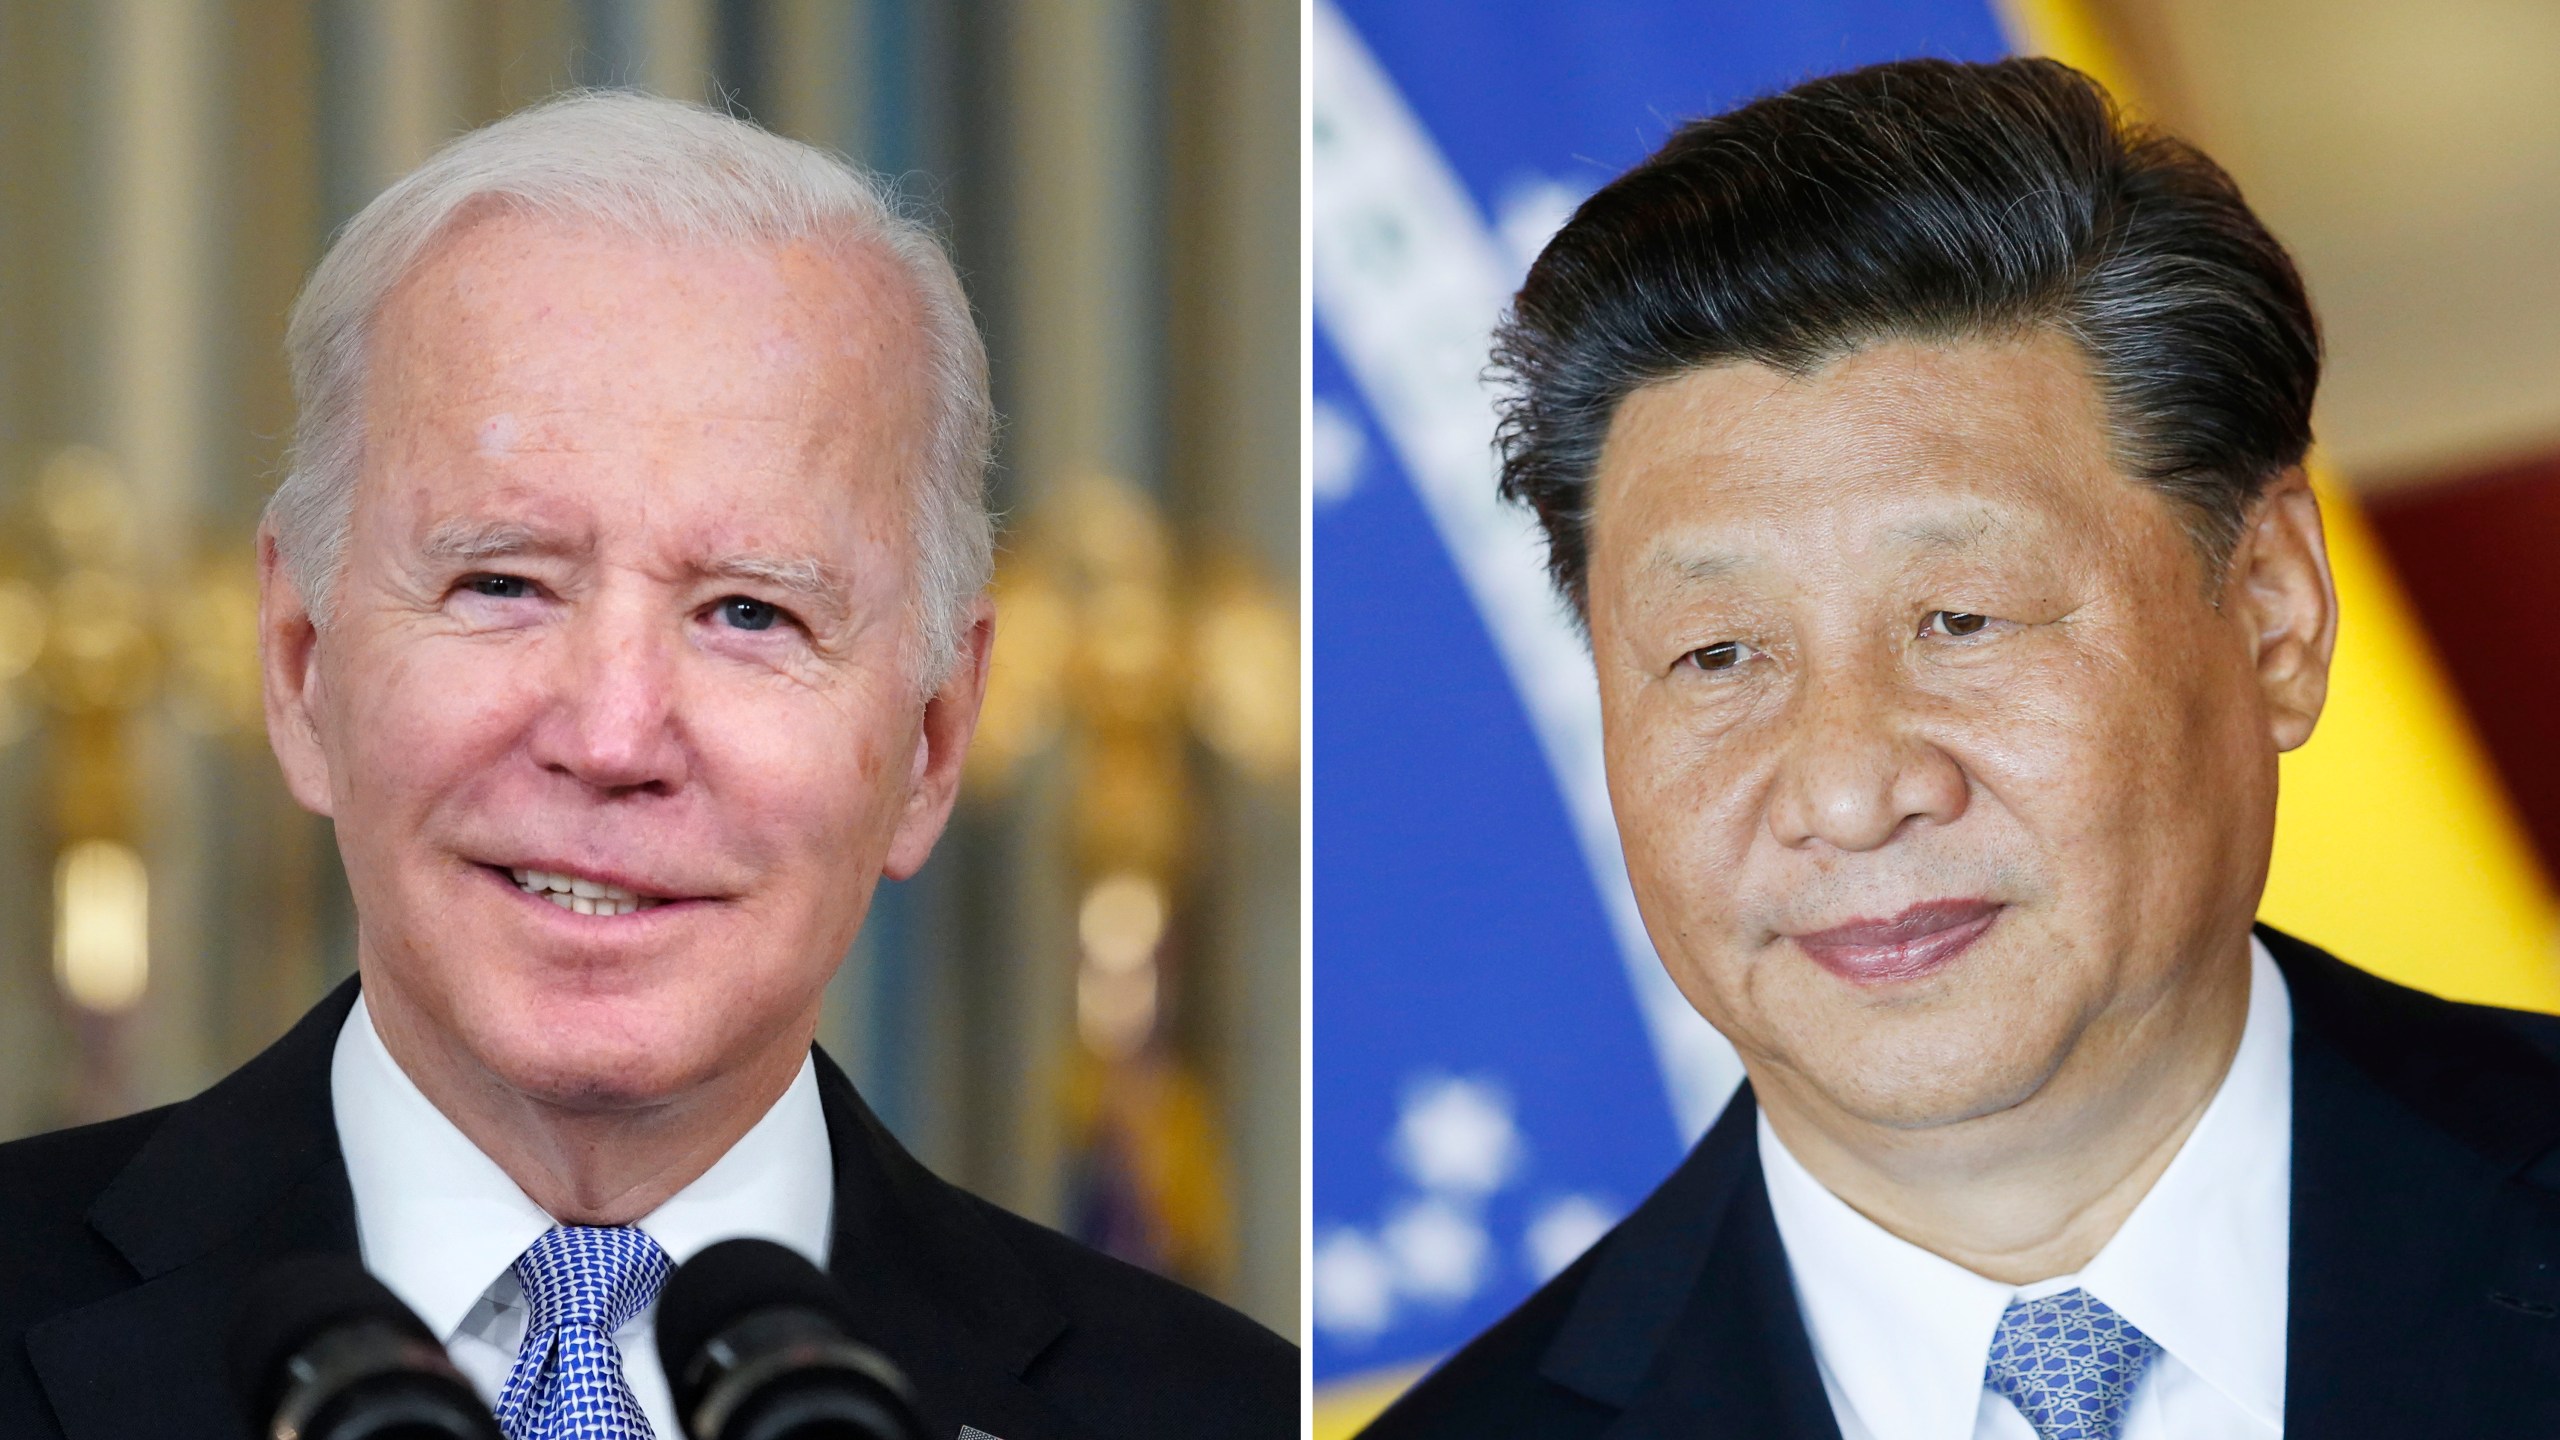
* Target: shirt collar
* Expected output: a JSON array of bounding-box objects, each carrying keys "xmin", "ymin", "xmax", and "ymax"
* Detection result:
[
  {"xmin": 2075, "ymin": 935, "xmax": 2290, "ymax": 1430},
  {"xmin": 1759, "ymin": 1108, "xmax": 2014, "ymax": 1440},
  {"xmin": 331, "ymin": 992, "xmax": 834, "ymax": 1344},
  {"xmin": 1759, "ymin": 935, "xmax": 2292, "ymax": 1440}
]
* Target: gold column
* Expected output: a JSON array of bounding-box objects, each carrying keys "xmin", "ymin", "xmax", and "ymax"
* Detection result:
[
  {"xmin": 632, "ymin": 0, "xmax": 713, "ymax": 100},
  {"xmin": 333, "ymin": 0, "xmax": 471, "ymax": 198},
  {"xmin": 574, "ymin": 0, "xmax": 714, "ymax": 101},
  {"xmin": 964, "ymin": 1, "xmax": 1301, "ymax": 1334},
  {"xmin": 90, "ymin": 0, "xmax": 222, "ymax": 1119},
  {"xmin": 0, "ymin": 0, "xmax": 80, "ymax": 1140},
  {"xmin": 761, "ymin": 0, "xmax": 873, "ymax": 154},
  {"xmin": 217, "ymin": 0, "xmax": 327, "ymax": 1065},
  {"xmin": 980, "ymin": 0, "xmax": 1162, "ymax": 1232},
  {"xmin": 1163, "ymin": 0, "xmax": 1306, "ymax": 1341}
]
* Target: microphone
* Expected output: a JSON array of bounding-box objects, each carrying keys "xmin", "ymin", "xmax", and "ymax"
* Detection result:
[
  {"xmin": 656, "ymin": 1238, "xmax": 925, "ymax": 1440},
  {"xmin": 228, "ymin": 1254, "xmax": 503, "ymax": 1440}
]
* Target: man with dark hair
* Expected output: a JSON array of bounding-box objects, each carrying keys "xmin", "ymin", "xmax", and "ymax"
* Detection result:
[{"xmin": 1363, "ymin": 57, "xmax": 2560, "ymax": 1440}]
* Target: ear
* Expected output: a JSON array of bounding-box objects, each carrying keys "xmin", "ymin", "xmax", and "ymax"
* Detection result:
[
  {"xmin": 258, "ymin": 523, "xmax": 337, "ymax": 817},
  {"xmin": 883, "ymin": 596, "xmax": 996, "ymax": 880},
  {"xmin": 2225, "ymin": 470, "xmax": 2338, "ymax": 753}
]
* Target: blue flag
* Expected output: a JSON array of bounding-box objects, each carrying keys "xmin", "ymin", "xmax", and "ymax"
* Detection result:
[{"xmin": 1312, "ymin": 0, "xmax": 2014, "ymax": 1387}]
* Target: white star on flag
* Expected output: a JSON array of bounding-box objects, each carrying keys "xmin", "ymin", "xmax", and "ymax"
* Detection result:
[{"xmin": 1391, "ymin": 1074, "xmax": 1523, "ymax": 1197}]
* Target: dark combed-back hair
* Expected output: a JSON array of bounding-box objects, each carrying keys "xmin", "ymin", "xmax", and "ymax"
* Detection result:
[{"xmin": 1492, "ymin": 57, "xmax": 2321, "ymax": 623}]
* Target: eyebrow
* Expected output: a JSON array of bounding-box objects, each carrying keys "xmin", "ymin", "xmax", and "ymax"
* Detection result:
[
  {"xmin": 701, "ymin": 553, "xmax": 848, "ymax": 615},
  {"xmin": 1880, "ymin": 506, "xmax": 2006, "ymax": 554},
  {"xmin": 1643, "ymin": 547, "xmax": 1753, "ymax": 585},
  {"xmin": 419, "ymin": 517, "xmax": 583, "ymax": 566},
  {"xmin": 688, "ymin": 553, "xmax": 857, "ymax": 632},
  {"xmin": 1638, "ymin": 505, "xmax": 2017, "ymax": 585},
  {"xmin": 417, "ymin": 519, "xmax": 851, "ymax": 624}
]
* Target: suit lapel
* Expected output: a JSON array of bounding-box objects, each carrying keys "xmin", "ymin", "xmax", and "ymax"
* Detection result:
[
  {"xmin": 812, "ymin": 1050, "xmax": 1092, "ymax": 1440},
  {"xmin": 23, "ymin": 989, "xmax": 1121, "ymax": 1440},
  {"xmin": 26, "ymin": 980, "xmax": 362, "ymax": 1440},
  {"xmin": 1539, "ymin": 1089, "xmax": 1841, "ymax": 1440},
  {"xmin": 1506, "ymin": 930, "xmax": 2560, "ymax": 1440},
  {"xmin": 2283, "ymin": 922, "xmax": 2560, "ymax": 1424},
  {"xmin": 1597, "ymin": 1178, "xmax": 1843, "ymax": 1440},
  {"xmin": 2272, "ymin": 928, "xmax": 2560, "ymax": 1439}
]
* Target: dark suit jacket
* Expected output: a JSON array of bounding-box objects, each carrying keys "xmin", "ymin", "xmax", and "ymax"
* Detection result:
[
  {"xmin": 1362, "ymin": 925, "xmax": 2560, "ymax": 1439},
  {"xmin": 0, "ymin": 979, "xmax": 1295, "ymax": 1440}
]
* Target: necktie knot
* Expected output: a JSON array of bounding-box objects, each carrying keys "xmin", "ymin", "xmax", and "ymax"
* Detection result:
[
  {"xmin": 514, "ymin": 1224, "xmax": 670, "ymax": 1337},
  {"xmin": 1983, "ymin": 1287, "xmax": 2163, "ymax": 1440},
  {"xmin": 497, "ymin": 1225, "xmax": 669, "ymax": 1439}
]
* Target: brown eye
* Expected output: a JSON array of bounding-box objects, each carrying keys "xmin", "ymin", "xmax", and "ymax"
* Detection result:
[
  {"xmin": 1685, "ymin": 641, "xmax": 1749, "ymax": 672},
  {"xmin": 465, "ymin": 574, "xmax": 536, "ymax": 600},
  {"xmin": 1927, "ymin": 611, "xmax": 1990, "ymax": 638}
]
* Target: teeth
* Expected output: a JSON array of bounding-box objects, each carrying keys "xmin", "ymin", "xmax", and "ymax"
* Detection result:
[{"xmin": 508, "ymin": 867, "xmax": 667, "ymax": 916}]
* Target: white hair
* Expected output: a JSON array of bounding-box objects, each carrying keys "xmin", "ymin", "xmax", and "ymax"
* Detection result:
[{"xmin": 269, "ymin": 89, "xmax": 995, "ymax": 687}]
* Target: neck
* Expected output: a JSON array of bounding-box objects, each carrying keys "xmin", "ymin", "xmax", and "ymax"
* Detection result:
[
  {"xmin": 1756, "ymin": 938, "xmax": 2254, "ymax": 1285},
  {"xmin": 362, "ymin": 981, "xmax": 811, "ymax": 1227}
]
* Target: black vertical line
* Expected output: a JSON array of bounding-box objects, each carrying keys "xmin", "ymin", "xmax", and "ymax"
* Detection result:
[{"xmin": 714, "ymin": 0, "xmax": 767, "ymax": 119}]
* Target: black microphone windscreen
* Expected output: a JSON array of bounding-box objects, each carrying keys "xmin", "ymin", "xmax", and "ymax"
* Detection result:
[
  {"xmin": 227, "ymin": 1255, "xmax": 443, "ymax": 1425},
  {"xmin": 656, "ymin": 1237, "xmax": 855, "ymax": 1383},
  {"xmin": 658, "ymin": 1238, "xmax": 924, "ymax": 1440}
]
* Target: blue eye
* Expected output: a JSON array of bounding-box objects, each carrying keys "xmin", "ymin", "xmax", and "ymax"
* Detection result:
[
  {"xmin": 720, "ymin": 597, "xmax": 781, "ymax": 632},
  {"xmin": 467, "ymin": 575, "xmax": 534, "ymax": 599}
]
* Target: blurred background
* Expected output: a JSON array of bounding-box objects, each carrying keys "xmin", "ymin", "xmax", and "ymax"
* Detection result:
[
  {"xmin": 1314, "ymin": 0, "xmax": 2560, "ymax": 1427},
  {"xmin": 0, "ymin": 0, "xmax": 1299, "ymax": 1339}
]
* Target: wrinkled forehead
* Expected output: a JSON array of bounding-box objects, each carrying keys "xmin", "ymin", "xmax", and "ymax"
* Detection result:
[
  {"xmin": 1590, "ymin": 334, "xmax": 2139, "ymax": 564},
  {"xmin": 362, "ymin": 207, "xmax": 933, "ymax": 473}
]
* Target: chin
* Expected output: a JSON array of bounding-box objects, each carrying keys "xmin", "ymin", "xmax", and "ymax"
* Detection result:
[
  {"xmin": 1789, "ymin": 1009, "xmax": 2074, "ymax": 1133},
  {"xmin": 467, "ymin": 990, "xmax": 742, "ymax": 1112},
  {"xmin": 1822, "ymin": 1066, "xmax": 2052, "ymax": 1132},
  {"xmin": 510, "ymin": 1052, "xmax": 704, "ymax": 1111},
  {"xmin": 492, "ymin": 1037, "xmax": 710, "ymax": 1112}
]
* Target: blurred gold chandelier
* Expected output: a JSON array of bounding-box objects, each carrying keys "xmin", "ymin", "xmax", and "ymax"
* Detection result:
[
  {"xmin": 0, "ymin": 444, "xmax": 260, "ymax": 1018},
  {"xmin": 967, "ymin": 469, "xmax": 1297, "ymax": 1061}
]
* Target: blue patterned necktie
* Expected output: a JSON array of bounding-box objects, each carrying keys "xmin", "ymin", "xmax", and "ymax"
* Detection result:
[
  {"xmin": 1982, "ymin": 1288, "xmax": 2164, "ymax": 1440},
  {"xmin": 494, "ymin": 1225, "xmax": 670, "ymax": 1440}
]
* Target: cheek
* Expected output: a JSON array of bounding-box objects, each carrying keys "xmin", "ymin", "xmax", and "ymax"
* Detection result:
[
  {"xmin": 690, "ymin": 680, "xmax": 908, "ymax": 855},
  {"xmin": 1945, "ymin": 668, "xmax": 2100, "ymax": 822},
  {"xmin": 1949, "ymin": 622, "xmax": 2257, "ymax": 913},
  {"xmin": 2046, "ymin": 634, "xmax": 2221, "ymax": 797},
  {"xmin": 1605, "ymin": 691, "xmax": 1774, "ymax": 955},
  {"xmin": 320, "ymin": 634, "xmax": 536, "ymax": 815}
]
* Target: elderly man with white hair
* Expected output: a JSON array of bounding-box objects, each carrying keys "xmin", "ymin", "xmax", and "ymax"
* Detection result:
[{"xmin": 0, "ymin": 93, "xmax": 1293, "ymax": 1440}]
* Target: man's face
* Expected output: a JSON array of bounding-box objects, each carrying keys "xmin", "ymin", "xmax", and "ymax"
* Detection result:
[
  {"xmin": 265, "ymin": 211, "xmax": 983, "ymax": 1112},
  {"xmin": 1586, "ymin": 333, "xmax": 2321, "ymax": 1133}
]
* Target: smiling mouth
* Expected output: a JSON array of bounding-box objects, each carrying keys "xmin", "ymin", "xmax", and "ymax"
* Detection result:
[
  {"xmin": 1788, "ymin": 899, "xmax": 2003, "ymax": 985},
  {"xmin": 507, "ymin": 867, "xmax": 668, "ymax": 917}
]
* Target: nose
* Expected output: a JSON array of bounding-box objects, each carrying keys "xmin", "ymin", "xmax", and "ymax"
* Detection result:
[
  {"xmin": 526, "ymin": 594, "xmax": 690, "ymax": 795},
  {"xmin": 1765, "ymin": 653, "xmax": 1967, "ymax": 852}
]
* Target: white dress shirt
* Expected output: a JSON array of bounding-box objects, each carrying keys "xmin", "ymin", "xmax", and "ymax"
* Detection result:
[
  {"xmin": 331, "ymin": 994, "xmax": 834, "ymax": 1440},
  {"xmin": 1760, "ymin": 936, "xmax": 2292, "ymax": 1440}
]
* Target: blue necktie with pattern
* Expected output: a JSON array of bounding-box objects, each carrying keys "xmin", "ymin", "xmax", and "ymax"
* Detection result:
[
  {"xmin": 494, "ymin": 1225, "xmax": 670, "ymax": 1440},
  {"xmin": 1982, "ymin": 1287, "xmax": 2164, "ymax": 1440}
]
